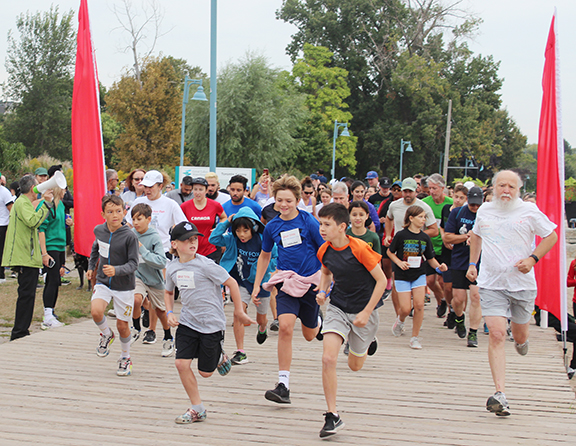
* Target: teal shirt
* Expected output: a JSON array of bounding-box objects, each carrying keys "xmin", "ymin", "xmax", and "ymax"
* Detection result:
[{"xmin": 38, "ymin": 201, "xmax": 67, "ymax": 251}]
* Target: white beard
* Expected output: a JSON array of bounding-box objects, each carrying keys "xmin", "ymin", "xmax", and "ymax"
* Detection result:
[{"xmin": 493, "ymin": 194, "xmax": 521, "ymax": 211}]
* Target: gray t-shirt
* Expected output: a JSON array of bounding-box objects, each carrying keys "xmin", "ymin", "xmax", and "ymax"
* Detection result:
[
  {"xmin": 166, "ymin": 254, "xmax": 230, "ymax": 333},
  {"xmin": 386, "ymin": 198, "xmax": 436, "ymax": 234}
]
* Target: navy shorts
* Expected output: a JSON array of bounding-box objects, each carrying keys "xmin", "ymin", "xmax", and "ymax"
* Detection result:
[
  {"xmin": 275, "ymin": 284, "xmax": 320, "ymax": 329},
  {"xmin": 175, "ymin": 324, "xmax": 223, "ymax": 373}
]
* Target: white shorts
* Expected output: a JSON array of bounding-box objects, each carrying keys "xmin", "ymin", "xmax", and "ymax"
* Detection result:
[{"xmin": 92, "ymin": 284, "xmax": 135, "ymax": 322}]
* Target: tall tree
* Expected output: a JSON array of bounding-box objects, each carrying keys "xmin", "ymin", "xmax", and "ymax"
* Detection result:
[
  {"xmin": 2, "ymin": 6, "xmax": 75, "ymax": 160},
  {"xmin": 106, "ymin": 56, "xmax": 182, "ymax": 170}
]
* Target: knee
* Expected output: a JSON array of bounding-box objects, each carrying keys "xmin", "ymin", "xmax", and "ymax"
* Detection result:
[
  {"xmin": 91, "ymin": 307, "xmax": 103, "ymax": 321},
  {"xmin": 322, "ymin": 352, "xmax": 338, "ymax": 370},
  {"xmin": 278, "ymin": 322, "xmax": 294, "ymax": 339},
  {"xmin": 175, "ymin": 359, "xmax": 189, "ymax": 373},
  {"xmin": 348, "ymin": 360, "xmax": 363, "ymax": 372},
  {"xmin": 413, "ymin": 301, "xmax": 424, "ymax": 312},
  {"xmin": 489, "ymin": 329, "xmax": 507, "ymax": 345},
  {"xmin": 199, "ymin": 371, "xmax": 213, "ymax": 378}
]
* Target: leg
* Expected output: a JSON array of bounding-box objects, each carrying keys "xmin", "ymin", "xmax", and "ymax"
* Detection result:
[
  {"xmin": 156, "ymin": 308, "xmax": 170, "ymax": 330},
  {"xmin": 256, "ymin": 312, "xmax": 268, "ymax": 333},
  {"xmin": 11, "ymin": 266, "xmax": 39, "ymax": 340},
  {"xmin": 0, "ymin": 225, "xmax": 7, "ymax": 280},
  {"xmin": 452, "ymin": 288, "xmax": 467, "ymax": 318},
  {"xmin": 42, "ymin": 250, "xmax": 62, "ymax": 312},
  {"xmin": 117, "ymin": 318, "xmax": 131, "ymax": 338},
  {"xmin": 233, "ymin": 303, "xmax": 248, "ymax": 351},
  {"xmin": 427, "ymin": 274, "xmax": 444, "ymax": 305},
  {"xmin": 133, "ymin": 293, "xmax": 143, "ymax": 319},
  {"xmin": 322, "ymin": 333, "xmax": 343, "ymax": 414},
  {"xmin": 396, "ymin": 291, "xmax": 412, "ymax": 322},
  {"xmin": 485, "ymin": 316, "xmax": 508, "ymax": 392},
  {"xmin": 468, "ymin": 285, "xmax": 482, "ymax": 330},
  {"xmin": 510, "ymin": 321, "xmax": 530, "ymax": 345},
  {"xmin": 278, "ymin": 313, "xmax": 297, "ymax": 371},
  {"xmin": 411, "ymin": 287, "xmax": 426, "ymax": 337},
  {"xmin": 270, "ymin": 287, "xmax": 278, "ymax": 320},
  {"xmin": 347, "ymin": 352, "xmax": 368, "ymax": 372},
  {"xmin": 91, "ymin": 297, "xmax": 108, "ymax": 324},
  {"xmin": 175, "ymin": 359, "xmax": 202, "ymax": 405},
  {"xmin": 149, "ymin": 306, "xmax": 158, "ymax": 331},
  {"xmin": 443, "ymin": 281, "xmax": 453, "ymax": 306}
]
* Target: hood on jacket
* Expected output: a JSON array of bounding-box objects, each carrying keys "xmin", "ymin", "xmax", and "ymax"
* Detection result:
[{"xmin": 231, "ymin": 206, "xmax": 265, "ymax": 234}]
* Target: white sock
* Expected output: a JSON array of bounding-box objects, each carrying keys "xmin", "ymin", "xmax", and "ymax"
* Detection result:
[
  {"xmin": 279, "ymin": 370, "xmax": 290, "ymax": 389},
  {"xmin": 120, "ymin": 335, "xmax": 131, "ymax": 359},
  {"xmin": 96, "ymin": 316, "xmax": 112, "ymax": 336},
  {"xmin": 44, "ymin": 308, "xmax": 53, "ymax": 320}
]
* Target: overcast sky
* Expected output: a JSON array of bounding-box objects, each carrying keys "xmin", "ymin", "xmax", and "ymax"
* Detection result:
[{"xmin": 0, "ymin": 1, "xmax": 573, "ymax": 146}]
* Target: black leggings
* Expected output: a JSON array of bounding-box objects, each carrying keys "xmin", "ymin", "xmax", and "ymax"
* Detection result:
[{"xmin": 43, "ymin": 250, "xmax": 65, "ymax": 309}]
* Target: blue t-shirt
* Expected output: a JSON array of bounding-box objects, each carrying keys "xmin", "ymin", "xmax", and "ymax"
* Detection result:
[
  {"xmin": 229, "ymin": 236, "xmax": 270, "ymax": 297},
  {"xmin": 444, "ymin": 204, "xmax": 478, "ymax": 270},
  {"xmin": 222, "ymin": 198, "xmax": 262, "ymax": 218},
  {"xmin": 262, "ymin": 210, "xmax": 324, "ymax": 277}
]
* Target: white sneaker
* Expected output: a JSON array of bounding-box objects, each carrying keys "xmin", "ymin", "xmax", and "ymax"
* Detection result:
[
  {"xmin": 162, "ymin": 338, "xmax": 175, "ymax": 357},
  {"xmin": 107, "ymin": 309, "xmax": 116, "ymax": 318},
  {"xmin": 0, "ymin": 278, "xmax": 6, "ymax": 284},
  {"xmin": 410, "ymin": 337, "xmax": 422, "ymax": 349},
  {"xmin": 41, "ymin": 317, "xmax": 64, "ymax": 329},
  {"xmin": 130, "ymin": 328, "xmax": 141, "ymax": 345},
  {"xmin": 391, "ymin": 316, "xmax": 405, "ymax": 337}
]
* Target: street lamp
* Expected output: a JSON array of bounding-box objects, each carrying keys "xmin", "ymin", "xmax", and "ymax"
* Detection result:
[
  {"xmin": 399, "ymin": 139, "xmax": 413, "ymax": 181},
  {"xmin": 332, "ymin": 120, "xmax": 350, "ymax": 180},
  {"xmin": 180, "ymin": 74, "xmax": 208, "ymax": 166}
]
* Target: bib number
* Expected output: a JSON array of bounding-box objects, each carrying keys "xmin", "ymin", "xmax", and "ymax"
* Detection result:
[
  {"xmin": 280, "ymin": 228, "xmax": 302, "ymax": 248},
  {"xmin": 408, "ymin": 256, "xmax": 422, "ymax": 268},
  {"xmin": 177, "ymin": 271, "xmax": 195, "ymax": 289}
]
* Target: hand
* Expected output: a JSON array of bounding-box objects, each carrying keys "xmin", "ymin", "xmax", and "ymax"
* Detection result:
[
  {"xmin": 252, "ymin": 295, "xmax": 261, "ymax": 307},
  {"xmin": 384, "ymin": 236, "xmax": 392, "ymax": 247},
  {"xmin": 466, "ymin": 265, "xmax": 477, "ymax": 282},
  {"xmin": 353, "ymin": 310, "xmax": 370, "ymax": 328},
  {"xmin": 42, "ymin": 254, "xmax": 54, "ymax": 268},
  {"xmin": 316, "ymin": 294, "xmax": 327, "ymax": 306},
  {"xmin": 443, "ymin": 241, "xmax": 453, "ymax": 251},
  {"xmin": 398, "ymin": 261, "xmax": 410, "ymax": 271},
  {"xmin": 228, "ymin": 214, "xmax": 235, "ymax": 223},
  {"xmin": 87, "ymin": 270, "xmax": 93, "ymax": 280},
  {"xmin": 439, "ymin": 263, "xmax": 448, "ymax": 272},
  {"xmin": 65, "ymin": 217, "xmax": 74, "ymax": 227},
  {"xmin": 234, "ymin": 310, "xmax": 256, "ymax": 326},
  {"xmin": 42, "ymin": 190, "xmax": 54, "ymax": 203},
  {"xmin": 251, "ymin": 285, "xmax": 261, "ymax": 301},
  {"xmin": 59, "ymin": 267, "xmax": 66, "ymax": 277},
  {"xmin": 514, "ymin": 257, "xmax": 536, "ymax": 274},
  {"xmin": 167, "ymin": 312, "xmax": 179, "ymax": 327},
  {"xmin": 102, "ymin": 265, "xmax": 116, "ymax": 277},
  {"xmin": 379, "ymin": 216, "xmax": 386, "ymax": 224}
]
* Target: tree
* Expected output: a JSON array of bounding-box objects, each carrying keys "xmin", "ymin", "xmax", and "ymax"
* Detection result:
[
  {"xmin": 185, "ymin": 53, "xmax": 307, "ymax": 174},
  {"xmin": 2, "ymin": 6, "xmax": 75, "ymax": 160},
  {"xmin": 291, "ymin": 44, "xmax": 357, "ymax": 176},
  {"xmin": 106, "ymin": 56, "xmax": 182, "ymax": 171},
  {"xmin": 0, "ymin": 127, "xmax": 26, "ymax": 180}
]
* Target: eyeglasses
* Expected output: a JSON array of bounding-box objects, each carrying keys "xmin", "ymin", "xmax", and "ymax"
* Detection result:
[{"xmin": 133, "ymin": 177, "xmax": 144, "ymax": 182}]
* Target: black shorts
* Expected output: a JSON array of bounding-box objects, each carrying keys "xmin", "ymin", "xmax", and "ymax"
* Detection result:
[
  {"xmin": 425, "ymin": 255, "xmax": 442, "ymax": 276},
  {"xmin": 452, "ymin": 269, "xmax": 477, "ymax": 290},
  {"xmin": 175, "ymin": 324, "xmax": 224, "ymax": 373}
]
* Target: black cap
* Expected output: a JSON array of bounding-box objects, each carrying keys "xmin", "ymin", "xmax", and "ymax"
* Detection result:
[
  {"xmin": 48, "ymin": 165, "xmax": 63, "ymax": 178},
  {"xmin": 170, "ymin": 222, "xmax": 204, "ymax": 241},
  {"xmin": 191, "ymin": 177, "xmax": 208, "ymax": 187},
  {"xmin": 468, "ymin": 186, "xmax": 483, "ymax": 205},
  {"xmin": 379, "ymin": 177, "xmax": 391, "ymax": 188}
]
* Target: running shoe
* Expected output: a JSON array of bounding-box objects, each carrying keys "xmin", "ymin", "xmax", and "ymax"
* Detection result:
[
  {"xmin": 319, "ymin": 412, "xmax": 345, "ymax": 438},
  {"xmin": 142, "ymin": 329, "xmax": 157, "ymax": 344},
  {"xmin": 256, "ymin": 328, "xmax": 268, "ymax": 345},
  {"xmin": 107, "ymin": 309, "xmax": 116, "ymax": 318},
  {"xmin": 424, "ymin": 294, "xmax": 431, "ymax": 305},
  {"xmin": 484, "ymin": 323, "xmax": 489, "ymax": 335},
  {"xmin": 382, "ymin": 288, "xmax": 392, "ymax": 301},
  {"xmin": 410, "ymin": 337, "xmax": 422, "ymax": 349},
  {"xmin": 231, "ymin": 350, "xmax": 249, "ymax": 365},
  {"xmin": 467, "ymin": 331, "xmax": 478, "ymax": 348},
  {"xmin": 265, "ymin": 382, "xmax": 291, "ymax": 404},
  {"xmin": 436, "ymin": 300, "xmax": 447, "ymax": 318},
  {"xmin": 391, "ymin": 316, "xmax": 405, "ymax": 337},
  {"xmin": 96, "ymin": 331, "xmax": 115, "ymax": 357},
  {"xmin": 445, "ymin": 311, "xmax": 456, "ymax": 329},
  {"xmin": 514, "ymin": 340, "xmax": 529, "ymax": 356},
  {"xmin": 316, "ymin": 309, "xmax": 324, "ymax": 341},
  {"xmin": 162, "ymin": 338, "xmax": 175, "ymax": 357},
  {"xmin": 117, "ymin": 357, "xmax": 132, "ymax": 376},
  {"xmin": 270, "ymin": 319, "xmax": 279, "ymax": 332},
  {"xmin": 343, "ymin": 342, "xmax": 349, "ymax": 356},
  {"xmin": 486, "ymin": 391, "xmax": 510, "ymax": 416},
  {"xmin": 568, "ymin": 367, "xmax": 575, "ymax": 380},
  {"xmin": 455, "ymin": 315, "xmax": 466, "ymax": 339},
  {"xmin": 217, "ymin": 352, "xmax": 232, "ymax": 376},
  {"xmin": 60, "ymin": 278, "xmax": 71, "ymax": 286},
  {"xmin": 507, "ymin": 323, "xmax": 513, "ymax": 341},
  {"xmin": 130, "ymin": 328, "xmax": 141, "ymax": 344},
  {"xmin": 175, "ymin": 408, "xmax": 207, "ymax": 424},
  {"xmin": 41, "ymin": 316, "xmax": 64, "ymax": 330},
  {"xmin": 142, "ymin": 308, "xmax": 149, "ymax": 328},
  {"xmin": 0, "ymin": 278, "xmax": 6, "ymax": 284},
  {"xmin": 368, "ymin": 337, "xmax": 378, "ymax": 356}
]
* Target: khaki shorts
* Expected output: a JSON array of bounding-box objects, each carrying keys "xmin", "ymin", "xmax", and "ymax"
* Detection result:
[
  {"xmin": 92, "ymin": 284, "xmax": 134, "ymax": 322},
  {"xmin": 134, "ymin": 277, "xmax": 165, "ymax": 311},
  {"xmin": 479, "ymin": 288, "xmax": 537, "ymax": 324},
  {"xmin": 322, "ymin": 303, "xmax": 379, "ymax": 356},
  {"xmin": 239, "ymin": 286, "xmax": 269, "ymax": 315}
]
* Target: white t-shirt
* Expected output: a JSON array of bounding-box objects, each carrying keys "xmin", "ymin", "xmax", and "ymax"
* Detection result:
[
  {"xmin": 212, "ymin": 192, "xmax": 231, "ymax": 207},
  {"xmin": 126, "ymin": 195, "xmax": 187, "ymax": 251},
  {"xmin": 386, "ymin": 198, "xmax": 436, "ymax": 234},
  {"xmin": 472, "ymin": 200, "xmax": 556, "ymax": 291},
  {"xmin": 0, "ymin": 186, "xmax": 15, "ymax": 226}
]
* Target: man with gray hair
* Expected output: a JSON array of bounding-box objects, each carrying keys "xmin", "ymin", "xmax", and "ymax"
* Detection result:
[
  {"xmin": 466, "ymin": 170, "xmax": 557, "ymax": 416},
  {"xmin": 422, "ymin": 174, "xmax": 453, "ymax": 317},
  {"xmin": 106, "ymin": 169, "xmax": 119, "ymax": 195},
  {"xmin": 331, "ymin": 182, "xmax": 350, "ymax": 208}
]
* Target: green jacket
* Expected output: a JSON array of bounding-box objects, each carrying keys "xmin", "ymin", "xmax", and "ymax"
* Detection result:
[{"xmin": 2, "ymin": 195, "xmax": 50, "ymax": 268}]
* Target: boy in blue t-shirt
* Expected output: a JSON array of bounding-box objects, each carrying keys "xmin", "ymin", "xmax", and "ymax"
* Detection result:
[
  {"xmin": 209, "ymin": 207, "xmax": 278, "ymax": 365},
  {"xmin": 252, "ymin": 175, "xmax": 325, "ymax": 404}
]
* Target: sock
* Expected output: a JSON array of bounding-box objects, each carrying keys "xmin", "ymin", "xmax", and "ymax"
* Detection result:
[
  {"xmin": 469, "ymin": 328, "xmax": 477, "ymax": 334},
  {"xmin": 385, "ymin": 280, "xmax": 392, "ymax": 291},
  {"xmin": 317, "ymin": 315, "xmax": 322, "ymax": 328},
  {"xmin": 191, "ymin": 403, "xmax": 205, "ymax": 413},
  {"xmin": 96, "ymin": 316, "xmax": 111, "ymax": 336},
  {"xmin": 164, "ymin": 328, "xmax": 172, "ymax": 340},
  {"xmin": 133, "ymin": 317, "xmax": 141, "ymax": 331},
  {"xmin": 279, "ymin": 370, "xmax": 290, "ymax": 389},
  {"xmin": 237, "ymin": 349, "xmax": 245, "ymax": 353},
  {"xmin": 259, "ymin": 327, "xmax": 267, "ymax": 333},
  {"xmin": 120, "ymin": 335, "xmax": 131, "ymax": 359},
  {"xmin": 44, "ymin": 307, "xmax": 54, "ymax": 320}
]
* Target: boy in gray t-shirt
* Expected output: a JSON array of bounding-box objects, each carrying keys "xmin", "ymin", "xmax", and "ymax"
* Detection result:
[{"xmin": 165, "ymin": 221, "xmax": 255, "ymax": 425}]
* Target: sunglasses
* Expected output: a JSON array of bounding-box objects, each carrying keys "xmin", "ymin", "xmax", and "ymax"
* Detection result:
[
  {"xmin": 303, "ymin": 190, "xmax": 314, "ymax": 195},
  {"xmin": 133, "ymin": 177, "xmax": 144, "ymax": 181}
]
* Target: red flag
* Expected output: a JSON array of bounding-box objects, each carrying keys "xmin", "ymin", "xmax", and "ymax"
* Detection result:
[
  {"xmin": 535, "ymin": 12, "xmax": 568, "ymax": 331},
  {"xmin": 72, "ymin": 0, "xmax": 106, "ymax": 257}
]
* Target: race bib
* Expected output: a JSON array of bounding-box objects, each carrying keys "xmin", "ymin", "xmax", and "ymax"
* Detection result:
[
  {"xmin": 408, "ymin": 256, "xmax": 422, "ymax": 268},
  {"xmin": 177, "ymin": 271, "xmax": 195, "ymax": 289},
  {"xmin": 280, "ymin": 228, "xmax": 302, "ymax": 248},
  {"xmin": 98, "ymin": 240, "xmax": 110, "ymax": 258}
]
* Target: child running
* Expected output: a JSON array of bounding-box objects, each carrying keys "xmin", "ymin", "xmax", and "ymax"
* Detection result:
[
  {"xmin": 316, "ymin": 203, "xmax": 386, "ymax": 438},
  {"xmin": 387, "ymin": 205, "xmax": 447, "ymax": 349},
  {"xmin": 252, "ymin": 175, "xmax": 325, "ymax": 404},
  {"xmin": 209, "ymin": 207, "xmax": 278, "ymax": 365},
  {"xmin": 165, "ymin": 222, "xmax": 255, "ymax": 424},
  {"xmin": 88, "ymin": 195, "xmax": 139, "ymax": 376}
]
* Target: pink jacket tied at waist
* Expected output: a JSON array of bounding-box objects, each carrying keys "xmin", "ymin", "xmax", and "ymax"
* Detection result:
[{"xmin": 262, "ymin": 270, "xmax": 322, "ymax": 297}]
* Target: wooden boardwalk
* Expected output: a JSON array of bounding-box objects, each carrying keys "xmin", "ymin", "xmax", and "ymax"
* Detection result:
[{"xmin": 1, "ymin": 300, "xmax": 574, "ymax": 445}]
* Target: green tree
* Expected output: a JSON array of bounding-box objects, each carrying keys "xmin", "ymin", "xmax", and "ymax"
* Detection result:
[
  {"xmin": 0, "ymin": 127, "xmax": 26, "ymax": 180},
  {"xmin": 2, "ymin": 6, "xmax": 75, "ymax": 160},
  {"xmin": 291, "ymin": 44, "xmax": 357, "ymax": 177},
  {"xmin": 185, "ymin": 53, "xmax": 307, "ymax": 174},
  {"xmin": 106, "ymin": 56, "xmax": 182, "ymax": 171}
]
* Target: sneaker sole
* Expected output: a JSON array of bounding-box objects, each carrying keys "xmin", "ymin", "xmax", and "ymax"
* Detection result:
[
  {"xmin": 231, "ymin": 358, "xmax": 249, "ymax": 365},
  {"xmin": 320, "ymin": 421, "xmax": 345, "ymax": 438},
  {"xmin": 467, "ymin": 342, "xmax": 478, "ymax": 348},
  {"xmin": 487, "ymin": 398, "xmax": 510, "ymax": 416},
  {"xmin": 162, "ymin": 349, "xmax": 175, "ymax": 357},
  {"xmin": 117, "ymin": 368, "xmax": 132, "ymax": 376},
  {"xmin": 265, "ymin": 390, "xmax": 291, "ymax": 404},
  {"xmin": 96, "ymin": 337, "xmax": 115, "ymax": 357}
]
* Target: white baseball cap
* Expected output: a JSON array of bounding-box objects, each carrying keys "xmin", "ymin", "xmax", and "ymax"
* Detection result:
[{"xmin": 141, "ymin": 170, "xmax": 164, "ymax": 187}]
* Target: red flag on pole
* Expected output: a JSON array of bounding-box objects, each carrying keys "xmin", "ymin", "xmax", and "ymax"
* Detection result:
[
  {"xmin": 535, "ymin": 11, "xmax": 568, "ymax": 331},
  {"xmin": 72, "ymin": 0, "xmax": 106, "ymax": 257}
]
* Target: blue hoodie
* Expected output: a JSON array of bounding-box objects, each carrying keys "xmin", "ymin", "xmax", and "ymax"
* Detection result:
[{"xmin": 209, "ymin": 206, "xmax": 277, "ymax": 284}]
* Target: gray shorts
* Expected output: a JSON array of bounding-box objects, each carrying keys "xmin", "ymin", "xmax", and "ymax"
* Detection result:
[
  {"xmin": 322, "ymin": 303, "xmax": 379, "ymax": 356},
  {"xmin": 134, "ymin": 277, "xmax": 165, "ymax": 311},
  {"xmin": 239, "ymin": 286, "xmax": 269, "ymax": 315},
  {"xmin": 479, "ymin": 288, "xmax": 537, "ymax": 324}
]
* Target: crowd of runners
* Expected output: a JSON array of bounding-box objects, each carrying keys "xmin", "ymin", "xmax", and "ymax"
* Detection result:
[{"xmin": 0, "ymin": 166, "xmax": 559, "ymax": 438}]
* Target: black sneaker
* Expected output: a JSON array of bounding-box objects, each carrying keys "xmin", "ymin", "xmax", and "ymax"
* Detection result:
[
  {"xmin": 265, "ymin": 382, "xmax": 291, "ymax": 404},
  {"xmin": 367, "ymin": 337, "xmax": 378, "ymax": 356},
  {"xmin": 256, "ymin": 329, "xmax": 268, "ymax": 345},
  {"xmin": 382, "ymin": 288, "xmax": 392, "ymax": 301},
  {"xmin": 319, "ymin": 412, "xmax": 345, "ymax": 438},
  {"xmin": 455, "ymin": 315, "xmax": 466, "ymax": 339},
  {"xmin": 486, "ymin": 391, "xmax": 510, "ymax": 416},
  {"xmin": 467, "ymin": 330, "xmax": 478, "ymax": 347},
  {"xmin": 142, "ymin": 329, "xmax": 157, "ymax": 344},
  {"xmin": 270, "ymin": 319, "xmax": 279, "ymax": 332},
  {"xmin": 436, "ymin": 300, "xmax": 447, "ymax": 318},
  {"xmin": 316, "ymin": 309, "xmax": 324, "ymax": 341},
  {"xmin": 142, "ymin": 309, "xmax": 150, "ymax": 328},
  {"xmin": 231, "ymin": 350, "xmax": 248, "ymax": 365},
  {"xmin": 446, "ymin": 311, "xmax": 456, "ymax": 329}
]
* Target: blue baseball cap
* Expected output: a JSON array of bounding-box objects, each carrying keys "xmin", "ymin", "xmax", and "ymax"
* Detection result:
[
  {"xmin": 392, "ymin": 181, "xmax": 402, "ymax": 188},
  {"xmin": 365, "ymin": 171, "xmax": 378, "ymax": 179}
]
